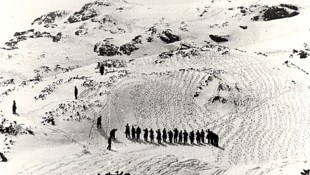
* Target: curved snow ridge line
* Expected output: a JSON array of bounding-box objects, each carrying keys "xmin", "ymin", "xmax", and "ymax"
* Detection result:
[{"xmin": 18, "ymin": 152, "xmax": 225, "ymax": 175}]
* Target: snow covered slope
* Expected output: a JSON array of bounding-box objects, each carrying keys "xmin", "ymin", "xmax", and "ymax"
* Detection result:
[{"xmin": 1, "ymin": 0, "xmax": 310, "ymax": 174}]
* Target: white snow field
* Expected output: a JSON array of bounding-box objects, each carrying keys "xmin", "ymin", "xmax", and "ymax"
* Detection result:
[{"xmin": 1, "ymin": 0, "xmax": 310, "ymax": 174}]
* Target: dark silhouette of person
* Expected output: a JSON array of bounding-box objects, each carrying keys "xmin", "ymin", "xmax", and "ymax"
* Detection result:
[
  {"xmin": 162, "ymin": 128, "xmax": 167, "ymax": 142},
  {"xmin": 156, "ymin": 129, "xmax": 162, "ymax": 144},
  {"xmin": 190, "ymin": 131, "xmax": 195, "ymax": 144},
  {"xmin": 100, "ymin": 64, "xmax": 105, "ymax": 75},
  {"xmin": 206, "ymin": 129, "xmax": 211, "ymax": 144},
  {"xmin": 214, "ymin": 132, "xmax": 219, "ymax": 147},
  {"xmin": 200, "ymin": 129, "xmax": 205, "ymax": 143},
  {"xmin": 107, "ymin": 137, "xmax": 112, "ymax": 150},
  {"xmin": 150, "ymin": 129, "xmax": 154, "ymax": 143},
  {"xmin": 74, "ymin": 86, "xmax": 78, "ymax": 100},
  {"xmin": 183, "ymin": 130, "xmax": 188, "ymax": 144},
  {"xmin": 125, "ymin": 124, "xmax": 130, "ymax": 138},
  {"xmin": 168, "ymin": 130, "xmax": 173, "ymax": 143},
  {"xmin": 97, "ymin": 116, "xmax": 102, "ymax": 129},
  {"xmin": 136, "ymin": 127, "xmax": 141, "ymax": 140},
  {"xmin": 12, "ymin": 100, "xmax": 17, "ymax": 115},
  {"xmin": 0, "ymin": 152, "xmax": 7, "ymax": 162},
  {"xmin": 178, "ymin": 130, "xmax": 183, "ymax": 144},
  {"xmin": 143, "ymin": 128, "xmax": 148, "ymax": 142},
  {"xmin": 109, "ymin": 129, "xmax": 117, "ymax": 140},
  {"xmin": 173, "ymin": 128, "xmax": 178, "ymax": 143},
  {"xmin": 196, "ymin": 130, "xmax": 201, "ymax": 144},
  {"xmin": 131, "ymin": 126, "xmax": 136, "ymax": 140}
]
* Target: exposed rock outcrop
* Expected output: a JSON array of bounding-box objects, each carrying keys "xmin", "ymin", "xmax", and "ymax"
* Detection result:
[
  {"xmin": 158, "ymin": 29, "xmax": 180, "ymax": 44},
  {"xmin": 209, "ymin": 35, "xmax": 229, "ymax": 42},
  {"xmin": 32, "ymin": 10, "xmax": 69, "ymax": 27}
]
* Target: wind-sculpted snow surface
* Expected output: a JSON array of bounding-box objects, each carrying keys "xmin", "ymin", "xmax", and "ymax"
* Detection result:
[
  {"xmin": 18, "ymin": 152, "xmax": 225, "ymax": 175},
  {"xmin": 1, "ymin": 0, "xmax": 310, "ymax": 174}
]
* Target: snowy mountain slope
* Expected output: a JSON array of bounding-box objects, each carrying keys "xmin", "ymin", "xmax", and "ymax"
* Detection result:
[{"xmin": 1, "ymin": 0, "xmax": 310, "ymax": 174}]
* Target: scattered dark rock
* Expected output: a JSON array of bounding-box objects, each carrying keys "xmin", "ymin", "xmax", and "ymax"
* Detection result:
[
  {"xmin": 91, "ymin": 15, "xmax": 117, "ymax": 25},
  {"xmin": 239, "ymin": 25, "xmax": 248, "ymax": 29},
  {"xmin": 32, "ymin": 10, "xmax": 69, "ymax": 26},
  {"xmin": 209, "ymin": 35, "xmax": 229, "ymax": 42},
  {"xmin": 94, "ymin": 40, "xmax": 120, "ymax": 56},
  {"xmin": 52, "ymin": 33, "xmax": 62, "ymax": 42},
  {"xmin": 132, "ymin": 35, "xmax": 142, "ymax": 44},
  {"xmin": 158, "ymin": 29, "xmax": 180, "ymax": 44},
  {"xmin": 67, "ymin": 3, "xmax": 97, "ymax": 23},
  {"xmin": 75, "ymin": 28, "xmax": 88, "ymax": 36},
  {"xmin": 280, "ymin": 4, "xmax": 298, "ymax": 11},
  {"xmin": 120, "ymin": 42, "xmax": 138, "ymax": 55}
]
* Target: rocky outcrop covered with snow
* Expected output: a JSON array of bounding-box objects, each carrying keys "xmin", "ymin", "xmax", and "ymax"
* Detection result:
[
  {"xmin": 252, "ymin": 4, "xmax": 299, "ymax": 21},
  {"xmin": 32, "ymin": 10, "xmax": 69, "ymax": 27}
]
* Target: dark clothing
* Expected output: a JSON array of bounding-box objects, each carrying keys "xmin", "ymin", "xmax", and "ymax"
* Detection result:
[
  {"xmin": 168, "ymin": 130, "xmax": 173, "ymax": 143},
  {"xmin": 97, "ymin": 116, "xmax": 102, "ymax": 129},
  {"xmin": 150, "ymin": 129, "xmax": 154, "ymax": 143},
  {"xmin": 12, "ymin": 101, "xmax": 16, "ymax": 114},
  {"xmin": 156, "ymin": 129, "xmax": 162, "ymax": 144},
  {"xmin": 131, "ymin": 126, "xmax": 136, "ymax": 139},
  {"xmin": 163, "ymin": 129, "xmax": 167, "ymax": 142},
  {"xmin": 196, "ymin": 131, "xmax": 200, "ymax": 144},
  {"xmin": 74, "ymin": 86, "xmax": 78, "ymax": 100},
  {"xmin": 173, "ymin": 129, "xmax": 178, "ymax": 143},
  {"xmin": 0, "ymin": 152, "xmax": 7, "ymax": 162},
  {"xmin": 109, "ymin": 129, "xmax": 117, "ymax": 140},
  {"xmin": 125, "ymin": 124, "xmax": 130, "ymax": 138},
  {"xmin": 183, "ymin": 130, "xmax": 188, "ymax": 144},
  {"xmin": 136, "ymin": 127, "xmax": 141, "ymax": 140},
  {"xmin": 143, "ymin": 128, "xmax": 148, "ymax": 142},
  {"xmin": 178, "ymin": 131, "xmax": 183, "ymax": 144},
  {"xmin": 100, "ymin": 65, "xmax": 105, "ymax": 75},
  {"xmin": 190, "ymin": 131, "xmax": 195, "ymax": 144},
  {"xmin": 107, "ymin": 137, "xmax": 112, "ymax": 150},
  {"xmin": 200, "ymin": 129, "xmax": 205, "ymax": 143}
]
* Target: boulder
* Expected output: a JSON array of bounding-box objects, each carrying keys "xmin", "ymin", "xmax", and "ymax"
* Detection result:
[
  {"xmin": 120, "ymin": 42, "xmax": 138, "ymax": 55},
  {"xmin": 52, "ymin": 33, "xmax": 62, "ymax": 42},
  {"xmin": 159, "ymin": 29, "xmax": 180, "ymax": 44},
  {"xmin": 209, "ymin": 35, "xmax": 229, "ymax": 42},
  {"xmin": 95, "ymin": 41, "xmax": 120, "ymax": 56}
]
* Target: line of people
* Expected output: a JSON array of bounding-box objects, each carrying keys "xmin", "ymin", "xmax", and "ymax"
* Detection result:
[{"xmin": 124, "ymin": 124, "xmax": 219, "ymax": 147}]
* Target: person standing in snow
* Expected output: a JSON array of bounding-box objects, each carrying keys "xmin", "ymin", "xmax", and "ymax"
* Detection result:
[
  {"xmin": 168, "ymin": 130, "xmax": 173, "ymax": 144},
  {"xmin": 131, "ymin": 126, "xmax": 136, "ymax": 140},
  {"xmin": 12, "ymin": 100, "xmax": 17, "ymax": 115},
  {"xmin": 149, "ymin": 129, "xmax": 154, "ymax": 143},
  {"xmin": 125, "ymin": 124, "xmax": 130, "ymax": 138},
  {"xmin": 74, "ymin": 86, "xmax": 78, "ymax": 100},
  {"xmin": 183, "ymin": 130, "xmax": 188, "ymax": 144},
  {"xmin": 173, "ymin": 128, "xmax": 178, "ymax": 143},
  {"xmin": 136, "ymin": 126, "xmax": 141, "ymax": 140},
  {"xmin": 200, "ymin": 129, "xmax": 205, "ymax": 143},
  {"xmin": 143, "ymin": 128, "xmax": 149, "ymax": 142},
  {"xmin": 100, "ymin": 64, "xmax": 105, "ymax": 75},
  {"xmin": 97, "ymin": 116, "xmax": 102, "ymax": 129},
  {"xmin": 107, "ymin": 137, "xmax": 112, "ymax": 150},
  {"xmin": 156, "ymin": 129, "xmax": 162, "ymax": 144},
  {"xmin": 178, "ymin": 130, "xmax": 183, "ymax": 144},
  {"xmin": 162, "ymin": 128, "xmax": 167, "ymax": 143},
  {"xmin": 190, "ymin": 131, "xmax": 195, "ymax": 144},
  {"xmin": 196, "ymin": 130, "xmax": 201, "ymax": 144}
]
